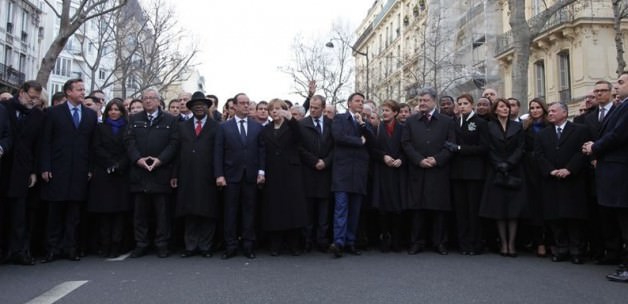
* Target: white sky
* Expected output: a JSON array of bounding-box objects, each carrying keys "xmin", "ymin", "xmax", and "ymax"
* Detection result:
[{"xmin": 166, "ymin": 0, "xmax": 374, "ymax": 107}]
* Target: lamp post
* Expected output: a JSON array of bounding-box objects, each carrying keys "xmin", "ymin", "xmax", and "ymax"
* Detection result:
[{"xmin": 325, "ymin": 40, "xmax": 369, "ymax": 99}]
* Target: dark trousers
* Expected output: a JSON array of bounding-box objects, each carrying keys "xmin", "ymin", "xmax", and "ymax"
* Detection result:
[
  {"xmin": 616, "ymin": 209, "xmax": 628, "ymax": 264},
  {"xmin": 134, "ymin": 193, "xmax": 170, "ymax": 249},
  {"xmin": 46, "ymin": 201, "xmax": 81, "ymax": 254},
  {"xmin": 332, "ymin": 192, "xmax": 362, "ymax": 247},
  {"xmin": 304, "ymin": 197, "xmax": 330, "ymax": 247},
  {"xmin": 98, "ymin": 212, "xmax": 125, "ymax": 249},
  {"xmin": 269, "ymin": 229, "xmax": 300, "ymax": 252},
  {"xmin": 410, "ymin": 210, "xmax": 448, "ymax": 248},
  {"xmin": 549, "ymin": 219, "xmax": 583, "ymax": 257},
  {"xmin": 223, "ymin": 182, "xmax": 257, "ymax": 251},
  {"xmin": 378, "ymin": 211, "xmax": 402, "ymax": 247},
  {"xmin": 184, "ymin": 216, "xmax": 215, "ymax": 252},
  {"xmin": 452, "ymin": 180, "xmax": 483, "ymax": 252},
  {"xmin": 6, "ymin": 197, "xmax": 31, "ymax": 256}
]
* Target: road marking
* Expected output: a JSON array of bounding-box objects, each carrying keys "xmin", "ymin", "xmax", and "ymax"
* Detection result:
[
  {"xmin": 25, "ymin": 280, "xmax": 89, "ymax": 304},
  {"xmin": 106, "ymin": 252, "xmax": 131, "ymax": 262}
]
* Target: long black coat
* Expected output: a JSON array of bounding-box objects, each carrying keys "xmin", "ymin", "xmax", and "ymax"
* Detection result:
[
  {"xmin": 261, "ymin": 118, "xmax": 308, "ymax": 231},
  {"xmin": 125, "ymin": 110, "xmax": 179, "ymax": 194},
  {"xmin": 450, "ymin": 113, "xmax": 488, "ymax": 181},
  {"xmin": 522, "ymin": 120, "xmax": 548, "ymax": 224},
  {"xmin": 401, "ymin": 112, "xmax": 456, "ymax": 211},
  {"xmin": 534, "ymin": 122, "xmax": 589, "ymax": 219},
  {"xmin": 592, "ymin": 100, "xmax": 628, "ymax": 208},
  {"xmin": 0, "ymin": 99, "xmax": 44, "ymax": 198},
  {"xmin": 88, "ymin": 122, "xmax": 130, "ymax": 213},
  {"xmin": 173, "ymin": 116, "xmax": 219, "ymax": 218},
  {"xmin": 0, "ymin": 103, "xmax": 10, "ymax": 173},
  {"xmin": 299, "ymin": 116, "xmax": 333, "ymax": 199},
  {"xmin": 331, "ymin": 112, "xmax": 374, "ymax": 195},
  {"xmin": 40, "ymin": 103, "xmax": 97, "ymax": 202},
  {"xmin": 479, "ymin": 120, "xmax": 527, "ymax": 219},
  {"xmin": 371, "ymin": 121, "xmax": 406, "ymax": 212}
]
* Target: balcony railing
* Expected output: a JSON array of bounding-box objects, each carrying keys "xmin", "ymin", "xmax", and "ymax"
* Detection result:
[
  {"xmin": 495, "ymin": 3, "xmax": 577, "ymax": 56},
  {"xmin": 0, "ymin": 63, "xmax": 26, "ymax": 88}
]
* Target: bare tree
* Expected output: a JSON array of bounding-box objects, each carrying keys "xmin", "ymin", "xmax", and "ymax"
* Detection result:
[
  {"xmin": 612, "ymin": 0, "xmax": 628, "ymax": 76},
  {"xmin": 280, "ymin": 22, "xmax": 354, "ymax": 105},
  {"xmin": 37, "ymin": 0, "xmax": 128, "ymax": 86},
  {"xmin": 507, "ymin": 0, "xmax": 577, "ymax": 105}
]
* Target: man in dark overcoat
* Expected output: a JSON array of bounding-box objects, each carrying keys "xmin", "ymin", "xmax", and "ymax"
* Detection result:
[
  {"xmin": 171, "ymin": 92, "xmax": 218, "ymax": 258},
  {"xmin": 328, "ymin": 92, "xmax": 374, "ymax": 258},
  {"xmin": 299, "ymin": 95, "xmax": 334, "ymax": 252},
  {"xmin": 214, "ymin": 93, "xmax": 265, "ymax": 260},
  {"xmin": 0, "ymin": 93, "xmax": 11, "ymax": 261},
  {"xmin": 583, "ymin": 72, "xmax": 628, "ymax": 282},
  {"xmin": 40, "ymin": 79, "xmax": 97, "ymax": 262},
  {"xmin": 401, "ymin": 89, "xmax": 456, "ymax": 255},
  {"xmin": 535, "ymin": 102, "xmax": 589, "ymax": 264},
  {"xmin": 125, "ymin": 88, "xmax": 179, "ymax": 258},
  {"xmin": 0, "ymin": 81, "xmax": 44, "ymax": 265}
]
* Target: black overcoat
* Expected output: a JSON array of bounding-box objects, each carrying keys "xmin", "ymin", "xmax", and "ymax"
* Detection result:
[
  {"xmin": 173, "ymin": 117, "xmax": 219, "ymax": 218},
  {"xmin": 479, "ymin": 120, "xmax": 527, "ymax": 219},
  {"xmin": 261, "ymin": 118, "xmax": 308, "ymax": 231},
  {"xmin": 299, "ymin": 116, "xmax": 334, "ymax": 199},
  {"xmin": 88, "ymin": 122, "xmax": 130, "ymax": 213},
  {"xmin": 534, "ymin": 121, "xmax": 589, "ymax": 219},
  {"xmin": 371, "ymin": 121, "xmax": 406, "ymax": 212},
  {"xmin": 40, "ymin": 103, "xmax": 97, "ymax": 202},
  {"xmin": 125, "ymin": 110, "xmax": 179, "ymax": 194},
  {"xmin": 450, "ymin": 113, "xmax": 488, "ymax": 180},
  {"xmin": 401, "ymin": 112, "xmax": 456, "ymax": 211},
  {"xmin": 0, "ymin": 99, "xmax": 44, "ymax": 198}
]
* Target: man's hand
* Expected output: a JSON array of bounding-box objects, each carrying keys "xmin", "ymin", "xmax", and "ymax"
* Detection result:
[
  {"xmin": 582, "ymin": 141, "xmax": 594, "ymax": 155},
  {"xmin": 308, "ymin": 80, "xmax": 316, "ymax": 96},
  {"xmin": 419, "ymin": 158, "xmax": 433, "ymax": 168},
  {"xmin": 425, "ymin": 157, "xmax": 437, "ymax": 167},
  {"xmin": 170, "ymin": 178, "xmax": 178, "ymax": 188},
  {"xmin": 136, "ymin": 157, "xmax": 150, "ymax": 170},
  {"xmin": 88, "ymin": 172, "xmax": 92, "ymax": 181},
  {"xmin": 216, "ymin": 176, "xmax": 227, "ymax": 187},
  {"xmin": 315, "ymin": 159, "xmax": 326, "ymax": 170},
  {"xmin": 257, "ymin": 174, "xmax": 265, "ymax": 185},
  {"xmin": 28, "ymin": 174, "xmax": 37, "ymax": 188},
  {"xmin": 392, "ymin": 159, "xmax": 402, "ymax": 168},
  {"xmin": 41, "ymin": 171, "xmax": 52, "ymax": 183},
  {"xmin": 384, "ymin": 155, "xmax": 395, "ymax": 167}
]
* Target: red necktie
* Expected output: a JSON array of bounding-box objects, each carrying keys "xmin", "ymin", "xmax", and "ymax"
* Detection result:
[{"xmin": 195, "ymin": 120, "xmax": 202, "ymax": 136}]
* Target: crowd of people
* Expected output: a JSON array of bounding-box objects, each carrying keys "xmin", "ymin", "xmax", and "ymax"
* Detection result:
[{"xmin": 0, "ymin": 75, "xmax": 626, "ymax": 283}]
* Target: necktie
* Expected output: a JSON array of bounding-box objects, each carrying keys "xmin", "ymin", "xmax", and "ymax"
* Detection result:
[
  {"xmin": 315, "ymin": 118, "xmax": 322, "ymax": 135},
  {"xmin": 424, "ymin": 113, "xmax": 431, "ymax": 122},
  {"xmin": 598, "ymin": 107, "xmax": 606, "ymax": 122},
  {"xmin": 195, "ymin": 120, "xmax": 202, "ymax": 136},
  {"xmin": 148, "ymin": 114, "xmax": 154, "ymax": 127},
  {"xmin": 239, "ymin": 119, "xmax": 247, "ymax": 143},
  {"xmin": 72, "ymin": 108, "xmax": 80, "ymax": 128},
  {"xmin": 556, "ymin": 127, "xmax": 562, "ymax": 140}
]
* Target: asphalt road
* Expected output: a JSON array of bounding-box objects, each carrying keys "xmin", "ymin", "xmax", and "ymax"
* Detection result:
[{"xmin": 1, "ymin": 250, "xmax": 627, "ymax": 304}]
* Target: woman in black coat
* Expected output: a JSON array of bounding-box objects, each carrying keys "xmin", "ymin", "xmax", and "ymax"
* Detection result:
[
  {"xmin": 479, "ymin": 98, "xmax": 527, "ymax": 257},
  {"xmin": 449, "ymin": 94, "xmax": 489, "ymax": 255},
  {"xmin": 260, "ymin": 99, "xmax": 308, "ymax": 256},
  {"xmin": 522, "ymin": 98, "xmax": 550, "ymax": 257},
  {"xmin": 371, "ymin": 100, "xmax": 405, "ymax": 252},
  {"xmin": 88, "ymin": 99, "xmax": 130, "ymax": 258}
]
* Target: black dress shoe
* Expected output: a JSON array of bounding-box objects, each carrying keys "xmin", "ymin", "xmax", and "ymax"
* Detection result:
[
  {"xmin": 408, "ymin": 244, "xmax": 423, "ymax": 255},
  {"xmin": 41, "ymin": 252, "xmax": 57, "ymax": 263},
  {"xmin": 607, "ymin": 267, "xmax": 628, "ymax": 282},
  {"xmin": 130, "ymin": 247, "xmax": 147, "ymax": 258},
  {"xmin": 551, "ymin": 255, "xmax": 567, "ymax": 262},
  {"xmin": 270, "ymin": 250, "xmax": 280, "ymax": 257},
  {"xmin": 67, "ymin": 249, "xmax": 81, "ymax": 261},
  {"xmin": 180, "ymin": 250, "xmax": 195, "ymax": 258},
  {"xmin": 571, "ymin": 256, "xmax": 584, "ymax": 264},
  {"xmin": 328, "ymin": 243, "xmax": 343, "ymax": 258},
  {"xmin": 221, "ymin": 250, "xmax": 236, "ymax": 260},
  {"xmin": 436, "ymin": 245, "xmax": 448, "ymax": 255},
  {"xmin": 13, "ymin": 254, "xmax": 36, "ymax": 266},
  {"xmin": 200, "ymin": 251, "xmax": 213, "ymax": 258},
  {"xmin": 346, "ymin": 245, "xmax": 361, "ymax": 256},
  {"xmin": 157, "ymin": 247, "xmax": 169, "ymax": 258},
  {"xmin": 244, "ymin": 250, "xmax": 256, "ymax": 259}
]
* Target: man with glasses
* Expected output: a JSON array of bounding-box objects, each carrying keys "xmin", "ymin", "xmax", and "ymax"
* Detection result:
[
  {"xmin": 126, "ymin": 88, "xmax": 180, "ymax": 258},
  {"xmin": 574, "ymin": 90, "xmax": 596, "ymax": 124}
]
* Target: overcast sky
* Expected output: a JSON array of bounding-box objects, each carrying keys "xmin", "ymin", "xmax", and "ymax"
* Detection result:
[{"xmin": 166, "ymin": 0, "xmax": 374, "ymax": 107}]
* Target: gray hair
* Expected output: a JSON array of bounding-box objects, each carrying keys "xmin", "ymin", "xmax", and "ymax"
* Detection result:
[
  {"xmin": 142, "ymin": 87, "xmax": 161, "ymax": 100},
  {"xmin": 549, "ymin": 101, "xmax": 568, "ymax": 113},
  {"xmin": 292, "ymin": 105, "xmax": 306, "ymax": 116},
  {"xmin": 419, "ymin": 88, "xmax": 437, "ymax": 100}
]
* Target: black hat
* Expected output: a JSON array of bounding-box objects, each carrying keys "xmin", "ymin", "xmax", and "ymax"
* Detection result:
[{"xmin": 186, "ymin": 91, "xmax": 212, "ymax": 108}]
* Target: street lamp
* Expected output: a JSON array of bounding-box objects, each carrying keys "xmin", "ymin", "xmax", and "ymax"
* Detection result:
[{"xmin": 325, "ymin": 40, "xmax": 369, "ymax": 99}]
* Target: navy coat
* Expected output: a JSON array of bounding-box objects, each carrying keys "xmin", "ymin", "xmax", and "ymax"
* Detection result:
[
  {"xmin": 0, "ymin": 103, "xmax": 11, "ymax": 175},
  {"xmin": 214, "ymin": 116, "xmax": 265, "ymax": 183},
  {"xmin": 40, "ymin": 102, "xmax": 97, "ymax": 202},
  {"xmin": 299, "ymin": 116, "xmax": 333, "ymax": 199}
]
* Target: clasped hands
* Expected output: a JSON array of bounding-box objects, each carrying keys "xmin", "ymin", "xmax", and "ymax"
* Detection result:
[
  {"xmin": 384, "ymin": 155, "xmax": 402, "ymax": 168},
  {"xmin": 550, "ymin": 168, "xmax": 571, "ymax": 179},
  {"xmin": 419, "ymin": 157, "xmax": 437, "ymax": 168},
  {"xmin": 136, "ymin": 156, "xmax": 161, "ymax": 172},
  {"xmin": 581, "ymin": 141, "xmax": 594, "ymax": 155}
]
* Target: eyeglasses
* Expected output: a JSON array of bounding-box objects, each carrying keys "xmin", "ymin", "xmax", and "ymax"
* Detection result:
[
  {"xmin": 142, "ymin": 96, "xmax": 159, "ymax": 100},
  {"xmin": 593, "ymin": 89, "xmax": 610, "ymax": 94}
]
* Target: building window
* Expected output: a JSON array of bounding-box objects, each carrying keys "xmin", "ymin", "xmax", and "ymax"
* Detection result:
[
  {"xmin": 53, "ymin": 57, "xmax": 72, "ymax": 77},
  {"xmin": 558, "ymin": 51, "xmax": 571, "ymax": 102},
  {"xmin": 50, "ymin": 82, "xmax": 63, "ymax": 95},
  {"xmin": 534, "ymin": 60, "xmax": 545, "ymax": 99},
  {"xmin": 99, "ymin": 69, "xmax": 106, "ymax": 80}
]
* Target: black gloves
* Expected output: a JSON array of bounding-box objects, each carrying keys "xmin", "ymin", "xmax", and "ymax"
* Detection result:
[{"xmin": 443, "ymin": 141, "xmax": 459, "ymax": 152}]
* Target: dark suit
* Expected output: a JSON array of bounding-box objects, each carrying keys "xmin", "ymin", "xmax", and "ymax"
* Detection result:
[
  {"xmin": 591, "ymin": 100, "xmax": 628, "ymax": 264},
  {"xmin": 401, "ymin": 111, "xmax": 456, "ymax": 249},
  {"xmin": 0, "ymin": 99, "xmax": 42, "ymax": 257},
  {"xmin": 299, "ymin": 116, "xmax": 333, "ymax": 248},
  {"xmin": 535, "ymin": 122, "xmax": 589, "ymax": 257},
  {"xmin": 125, "ymin": 110, "xmax": 179, "ymax": 250},
  {"xmin": 173, "ymin": 116, "xmax": 219, "ymax": 252},
  {"xmin": 214, "ymin": 116, "xmax": 265, "ymax": 253},
  {"xmin": 330, "ymin": 112, "xmax": 373, "ymax": 248},
  {"xmin": 450, "ymin": 113, "xmax": 488, "ymax": 253},
  {"xmin": 40, "ymin": 102, "xmax": 97, "ymax": 255}
]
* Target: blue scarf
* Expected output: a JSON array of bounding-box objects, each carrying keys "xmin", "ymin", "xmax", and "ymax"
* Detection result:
[
  {"xmin": 531, "ymin": 121, "xmax": 545, "ymax": 133},
  {"xmin": 105, "ymin": 117, "xmax": 126, "ymax": 135}
]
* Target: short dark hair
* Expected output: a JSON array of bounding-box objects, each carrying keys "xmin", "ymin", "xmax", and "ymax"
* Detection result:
[
  {"xmin": 52, "ymin": 92, "xmax": 66, "ymax": 103},
  {"xmin": 347, "ymin": 92, "xmax": 365, "ymax": 103},
  {"xmin": 439, "ymin": 95, "xmax": 454, "ymax": 103},
  {"xmin": 311, "ymin": 94, "xmax": 326, "ymax": 107},
  {"xmin": 492, "ymin": 98, "xmax": 511, "ymax": 115},
  {"xmin": 381, "ymin": 99, "xmax": 400, "ymax": 113},
  {"xmin": 129, "ymin": 99, "xmax": 143, "ymax": 109},
  {"xmin": 256, "ymin": 100, "xmax": 268, "ymax": 110},
  {"xmin": 456, "ymin": 93, "xmax": 474, "ymax": 105},
  {"xmin": 206, "ymin": 94, "xmax": 218, "ymax": 103},
  {"xmin": 168, "ymin": 98, "xmax": 179, "ymax": 107},
  {"xmin": 594, "ymin": 80, "xmax": 612, "ymax": 90},
  {"xmin": 103, "ymin": 99, "xmax": 128, "ymax": 120},
  {"xmin": 91, "ymin": 89, "xmax": 104, "ymax": 95},
  {"xmin": 507, "ymin": 97, "xmax": 521, "ymax": 107},
  {"xmin": 399, "ymin": 103, "xmax": 410, "ymax": 111},
  {"xmin": 419, "ymin": 88, "xmax": 437, "ymax": 100},
  {"xmin": 21, "ymin": 80, "xmax": 43, "ymax": 93},
  {"xmin": 63, "ymin": 79, "xmax": 83, "ymax": 96}
]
